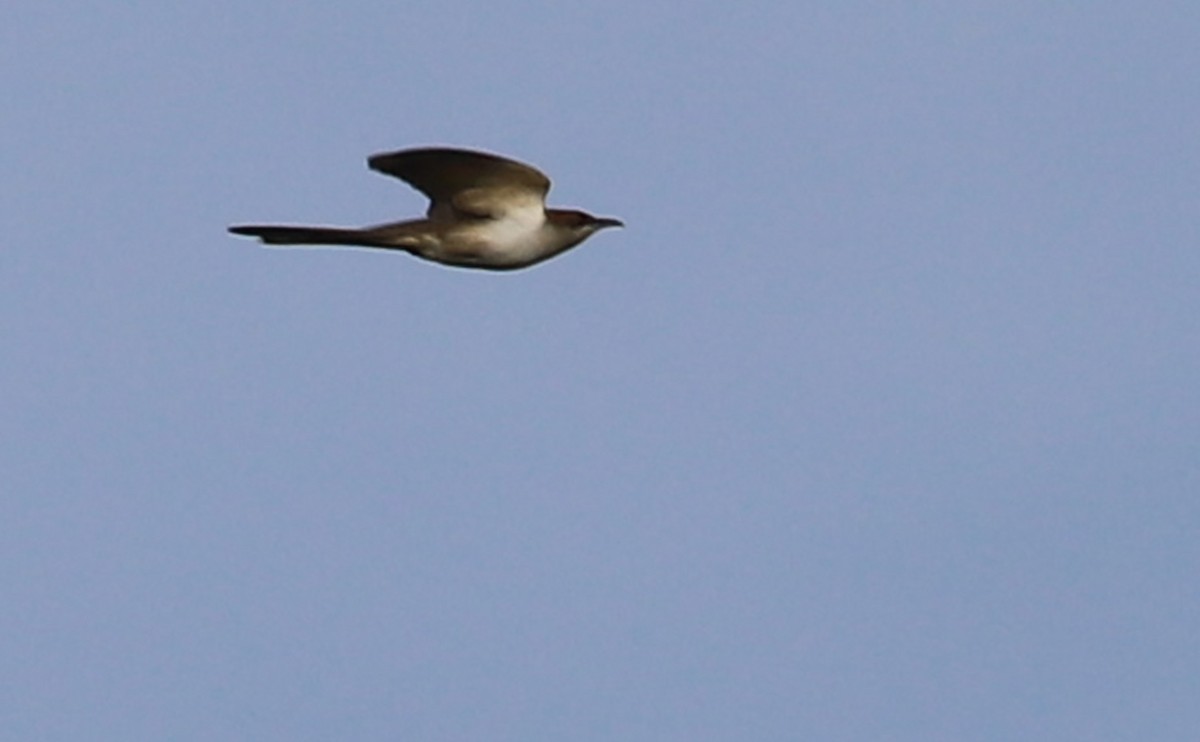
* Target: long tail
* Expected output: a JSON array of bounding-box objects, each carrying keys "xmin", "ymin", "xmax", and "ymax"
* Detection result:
[{"xmin": 228, "ymin": 225, "xmax": 402, "ymax": 249}]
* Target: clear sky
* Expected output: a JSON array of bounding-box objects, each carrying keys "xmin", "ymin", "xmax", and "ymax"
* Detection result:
[{"xmin": 3, "ymin": 2, "xmax": 1198, "ymax": 740}]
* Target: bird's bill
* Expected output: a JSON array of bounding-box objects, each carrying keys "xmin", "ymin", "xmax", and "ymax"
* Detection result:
[{"xmin": 594, "ymin": 217, "xmax": 625, "ymax": 229}]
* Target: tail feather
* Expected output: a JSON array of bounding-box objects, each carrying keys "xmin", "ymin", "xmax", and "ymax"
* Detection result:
[{"xmin": 228, "ymin": 225, "xmax": 399, "ymax": 249}]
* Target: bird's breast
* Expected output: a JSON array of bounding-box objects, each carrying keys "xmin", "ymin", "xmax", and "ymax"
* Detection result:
[{"xmin": 426, "ymin": 209, "xmax": 553, "ymax": 269}]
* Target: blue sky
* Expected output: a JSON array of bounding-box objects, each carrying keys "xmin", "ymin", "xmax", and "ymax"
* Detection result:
[{"xmin": 3, "ymin": 2, "xmax": 1198, "ymax": 739}]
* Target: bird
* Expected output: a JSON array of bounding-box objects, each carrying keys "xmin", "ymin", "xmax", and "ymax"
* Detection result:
[{"xmin": 229, "ymin": 146, "xmax": 623, "ymax": 271}]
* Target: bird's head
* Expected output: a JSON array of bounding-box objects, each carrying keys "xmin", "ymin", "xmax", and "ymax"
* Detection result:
[{"xmin": 547, "ymin": 209, "xmax": 624, "ymax": 244}]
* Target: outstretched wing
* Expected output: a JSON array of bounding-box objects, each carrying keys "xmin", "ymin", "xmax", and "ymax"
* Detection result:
[{"xmin": 367, "ymin": 148, "xmax": 552, "ymax": 209}]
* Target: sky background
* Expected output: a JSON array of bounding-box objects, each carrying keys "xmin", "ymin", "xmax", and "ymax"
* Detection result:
[{"xmin": 3, "ymin": 2, "xmax": 1198, "ymax": 740}]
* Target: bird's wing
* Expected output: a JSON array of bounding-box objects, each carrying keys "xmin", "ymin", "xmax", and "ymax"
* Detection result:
[
  {"xmin": 367, "ymin": 148, "xmax": 552, "ymax": 212},
  {"xmin": 442, "ymin": 186, "xmax": 545, "ymax": 221}
]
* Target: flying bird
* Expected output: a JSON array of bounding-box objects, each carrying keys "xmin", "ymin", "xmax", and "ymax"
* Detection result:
[{"xmin": 229, "ymin": 147, "xmax": 623, "ymax": 271}]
